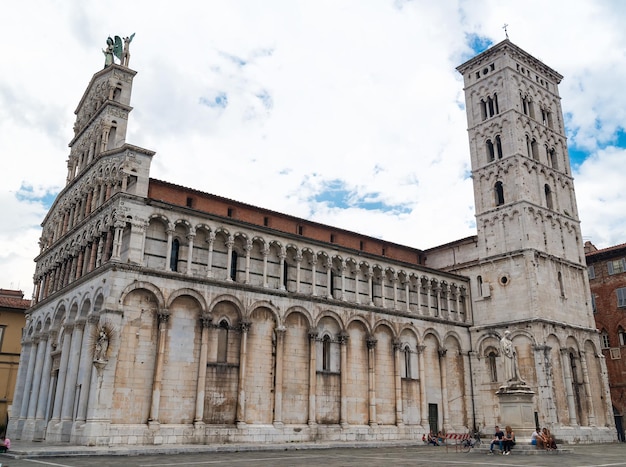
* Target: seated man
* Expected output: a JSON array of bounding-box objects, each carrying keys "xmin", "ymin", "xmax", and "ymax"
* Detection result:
[
  {"xmin": 488, "ymin": 425, "xmax": 504, "ymax": 454},
  {"xmin": 531, "ymin": 429, "xmax": 545, "ymax": 448}
]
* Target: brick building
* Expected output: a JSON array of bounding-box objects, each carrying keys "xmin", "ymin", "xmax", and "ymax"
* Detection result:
[
  {"xmin": 0, "ymin": 289, "xmax": 29, "ymax": 429},
  {"xmin": 585, "ymin": 241, "xmax": 626, "ymax": 440}
]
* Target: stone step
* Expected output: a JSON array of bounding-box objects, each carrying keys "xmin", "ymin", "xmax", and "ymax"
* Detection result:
[{"xmin": 470, "ymin": 444, "xmax": 571, "ymax": 455}]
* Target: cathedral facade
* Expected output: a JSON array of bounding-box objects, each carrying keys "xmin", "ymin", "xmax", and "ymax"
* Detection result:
[{"xmin": 8, "ymin": 40, "xmax": 615, "ymax": 446}]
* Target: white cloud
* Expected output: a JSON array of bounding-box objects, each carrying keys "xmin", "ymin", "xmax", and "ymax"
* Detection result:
[{"xmin": 2, "ymin": 0, "xmax": 626, "ymax": 296}]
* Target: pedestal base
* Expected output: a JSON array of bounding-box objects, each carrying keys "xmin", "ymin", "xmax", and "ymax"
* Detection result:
[{"xmin": 496, "ymin": 384, "xmax": 536, "ymax": 440}]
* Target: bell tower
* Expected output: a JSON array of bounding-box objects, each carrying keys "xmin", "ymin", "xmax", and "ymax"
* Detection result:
[{"xmin": 454, "ymin": 40, "xmax": 594, "ymax": 328}]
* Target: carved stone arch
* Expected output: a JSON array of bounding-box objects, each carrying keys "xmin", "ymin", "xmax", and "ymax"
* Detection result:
[
  {"xmin": 315, "ymin": 309, "xmax": 346, "ymax": 331},
  {"xmin": 42, "ymin": 315, "xmax": 53, "ymax": 333},
  {"xmin": 64, "ymin": 299, "xmax": 79, "ymax": 324},
  {"xmin": 283, "ymin": 306, "xmax": 314, "ymax": 328},
  {"xmin": 565, "ymin": 335, "xmax": 581, "ymax": 353},
  {"xmin": 166, "ymin": 288, "xmax": 207, "ymax": 314},
  {"xmin": 442, "ymin": 330, "xmax": 464, "ymax": 350},
  {"xmin": 208, "ymin": 294, "xmax": 245, "ymax": 317},
  {"xmin": 52, "ymin": 302, "xmax": 68, "ymax": 331},
  {"xmin": 372, "ymin": 318, "xmax": 397, "ymax": 339},
  {"xmin": 422, "ymin": 327, "xmax": 444, "ymax": 349},
  {"xmin": 248, "ymin": 300, "xmax": 280, "ymax": 328},
  {"xmin": 79, "ymin": 296, "xmax": 91, "ymax": 319},
  {"xmin": 247, "ymin": 299, "xmax": 280, "ymax": 320},
  {"xmin": 398, "ymin": 325, "xmax": 420, "ymax": 346},
  {"xmin": 371, "ymin": 263, "xmax": 384, "ymax": 280},
  {"xmin": 119, "ymin": 281, "xmax": 165, "ymax": 309},
  {"xmin": 173, "ymin": 218, "xmax": 192, "ymax": 234},
  {"xmin": 316, "ymin": 250, "xmax": 331, "ymax": 268}
]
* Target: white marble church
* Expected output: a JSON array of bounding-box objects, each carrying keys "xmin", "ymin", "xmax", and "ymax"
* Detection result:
[{"xmin": 9, "ymin": 39, "xmax": 615, "ymax": 446}]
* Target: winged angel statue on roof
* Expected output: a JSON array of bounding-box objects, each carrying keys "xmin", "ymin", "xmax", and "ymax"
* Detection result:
[{"xmin": 103, "ymin": 33, "xmax": 135, "ymax": 68}]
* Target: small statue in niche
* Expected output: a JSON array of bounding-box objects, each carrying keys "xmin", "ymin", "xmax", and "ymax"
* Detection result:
[{"xmin": 93, "ymin": 324, "xmax": 114, "ymax": 362}]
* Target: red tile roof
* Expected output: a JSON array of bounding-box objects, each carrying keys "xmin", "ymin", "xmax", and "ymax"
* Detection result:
[{"xmin": 0, "ymin": 289, "xmax": 31, "ymax": 310}]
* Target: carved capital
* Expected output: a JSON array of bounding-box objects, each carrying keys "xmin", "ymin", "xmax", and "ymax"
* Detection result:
[
  {"xmin": 200, "ymin": 314, "xmax": 212, "ymax": 328},
  {"xmin": 240, "ymin": 320, "xmax": 251, "ymax": 333},
  {"xmin": 438, "ymin": 347, "xmax": 447, "ymax": 358},
  {"xmin": 338, "ymin": 331, "xmax": 349, "ymax": 345},
  {"xmin": 366, "ymin": 336, "xmax": 378, "ymax": 350}
]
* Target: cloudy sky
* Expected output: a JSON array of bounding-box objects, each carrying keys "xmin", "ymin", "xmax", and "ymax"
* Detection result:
[{"xmin": 2, "ymin": 0, "xmax": 626, "ymax": 297}]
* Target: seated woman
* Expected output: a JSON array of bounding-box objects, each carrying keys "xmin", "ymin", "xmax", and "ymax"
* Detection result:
[
  {"xmin": 542, "ymin": 428, "xmax": 557, "ymax": 450},
  {"xmin": 502, "ymin": 426, "xmax": 515, "ymax": 455}
]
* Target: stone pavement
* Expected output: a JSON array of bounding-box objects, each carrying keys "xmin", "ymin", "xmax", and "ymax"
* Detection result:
[{"xmin": 1, "ymin": 440, "xmax": 625, "ymax": 467}]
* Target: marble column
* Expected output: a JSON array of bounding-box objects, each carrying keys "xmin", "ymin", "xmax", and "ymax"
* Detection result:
[
  {"xmin": 50, "ymin": 326, "xmax": 73, "ymax": 422},
  {"xmin": 308, "ymin": 329, "xmax": 318, "ymax": 425},
  {"xmin": 392, "ymin": 339, "xmax": 403, "ymax": 426},
  {"xmin": 273, "ymin": 326, "xmax": 286, "ymax": 426},
  {"xmin": 236, "ymin": 321, "xmax": 250, "ymax": 425},
  {"xmin": 560, "ymin": 348, "xmax": 578, "ymax": 426},
  {"xmin": 148, "ymin": 310, "xmax": 170, "ymax": 423},
  {"xmin": 578, "ymin": 350, "xmax": 596, "ymax": 426},
  {"xmin": 194, "ymin": 314, "xmax": 211, "ymax": 424},
  {"xmin": 367, "ymin": 336, "xmax": 378, "ymax": 426},
  {"xmin": 438, "ymin": 347, "xmax": 450, "ymax": 431},
  {"xmin": 417, "ymin": 345, "xmax": 428, "ymax": 427},
  {"xmin": 339, "ymin": 331, "xmax": 348, "ymax": 427}
]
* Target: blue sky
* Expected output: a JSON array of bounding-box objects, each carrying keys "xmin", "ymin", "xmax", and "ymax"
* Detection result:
[{"xmin": 1, "ymin": 0, "xmax": 626, "ymax": 296}]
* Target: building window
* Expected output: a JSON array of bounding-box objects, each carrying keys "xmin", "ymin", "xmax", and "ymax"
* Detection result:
[
  {"xmin": 0, "ymin": 326, "xmax": 5, "ymax": 352},
  {"xmin": 264, "ymin": 216, "xmax": 269, "ymax": 227},
  {"xmin": 217, "ymin": 320, "xmax": 229, "ymax": 362},
  {"xmin": 487, "ymin": 350, "xmax": 498, "ymax": 382},
  {"xmin": 230, "ymin": 251, "xmax": 238, "ymax": 281},
  {"xmin": 619, "ymin": 327, "xmax": 626, "ymax": 347},
  {"xmin": 588, "ymin": 265, "xmax": 595, "ymax": 279},
  {"xmin": 591, "ymin": 294, "xmax": 597, "ymax": 313},
  {"xmin": 494, "ymin": 181, "xmax": 505, "ymax": 206},
  {"xmin": 360, "ymin": 241, "xmax": 364, "ymax": 251},
  {"xmin": 601, "ymin": 330, "xmax": 610, "ymax": 349},
  {"xmin": 227, "ymin": 207, "xmax": 234, "ymax": 217},
  {"xmin": 330, "ymin": 234, "xmax": 335, "ymax": 243},
  {"xmin": 495, "ymin": 135, "xmax": 503, "ymax": 159},
  {"xmin": 531, "ymin": 138, "xmax": 539, "ymax": 160},
  {"xmin": 486, "ymin": 139, "xmax": 495, "ymax": 162},
  {"xmin": 297, "ymin": 225, "xmax": 303, "ymax": 235},
  {"xmin": 558, "ymin": 271, "xmax": 565, "ymax": 297},
  {"xmin": 186, "ymin": 197, "xmax": 194, "ymax": 208},
  {"xmin": 548, "ymin": 147, "xmax": 558, "ymax": 169},
  {"xmin": 283, "ymin": 260, "xmax": 289, "ymax": 290},
  {"xmin": 545, "ymin": 184, "xmax": 553, "ymax": 210},
  {"xmin": 404, "ymin": 346, "xmax": 412, "ymax": 379},
  {"xmin": 477, "ymin": 275, "xmax": 483, "ymax": 297},
  {"xmin": 608, "ymin": 259, "xmax": 626, "ymax": 275},
  {"xmin": 322, "ymin": 335, "xmax": 332, "ymax": 371},
  {"xmin": 617, "ymin": 287, "xmax": 626, "ymax": 308},
  {"xmin": 170, "ymin": 238, "xmax": 180, "ymax": 271}
]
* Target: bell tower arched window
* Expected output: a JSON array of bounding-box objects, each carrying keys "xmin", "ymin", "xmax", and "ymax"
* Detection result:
[
  {"xmin": 495, "ymin": 135, "xmax": 503, "ymax": 159},
  {"xmin": 494, "ymin": 181, "xmax": 505, "ymax": 206},
  {"xmin": 486, "ymin": 139, "xmax": 495, "ymax": 162},
  {"xmin": 545, "ymin": 184, "xmax": 553, "ymax": 210}
]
